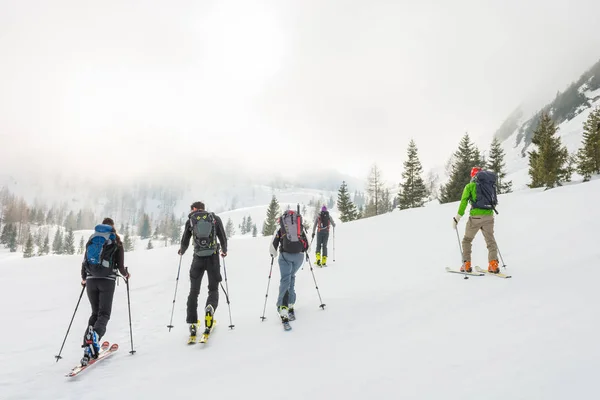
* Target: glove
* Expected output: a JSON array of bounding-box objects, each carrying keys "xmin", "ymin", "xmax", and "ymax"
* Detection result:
[
  {"xmin": 269, "ymin": 243, "xmax": 278, "ymax": 258},
  {"xmin": 221, "ymin": 251, "xmax": 227, "ymax": 257},
  {"xmin": 452, "ymin": 214, "xmax": 462, "ymax": 229},
  {"xmin": 81, "ymin": 280, "xmax": 86, "ymax": 287},
  {"xmin": 178, "ymin": 248, "xmax": 184, "ymax": 256},
  {"xmin": 123, "ymin": 267, "xmax": 130, "ymax": 280}
]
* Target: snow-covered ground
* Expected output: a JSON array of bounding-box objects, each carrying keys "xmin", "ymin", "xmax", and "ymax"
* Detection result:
[{"xmin": 1, "ymin": 179, "xmax": 600, "ymax": 399}]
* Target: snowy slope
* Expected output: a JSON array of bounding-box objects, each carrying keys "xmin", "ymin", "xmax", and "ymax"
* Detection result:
[
  {"xmin": 2, "ymin": 180, "xmax": 600, "ymax": 399},
  {"xmin": 500, "ymin": 85, "xmax": 600, "ymax": 190}
]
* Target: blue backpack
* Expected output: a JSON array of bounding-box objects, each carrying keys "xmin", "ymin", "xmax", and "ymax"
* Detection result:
[
  {"xmin": 84, "ymin": 224, "xmax": 119, "ymax": 277},
  {"xmin": 471, "ymin": 170, "xmax": 498, "ymax": 213}
]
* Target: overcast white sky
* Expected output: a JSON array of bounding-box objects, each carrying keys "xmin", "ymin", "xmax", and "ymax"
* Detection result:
[{"xmin": 1, "ymin": 0, "xmax": 600, "ymax": 184}]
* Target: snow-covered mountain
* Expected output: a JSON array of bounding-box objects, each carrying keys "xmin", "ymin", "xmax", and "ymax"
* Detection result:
[
  {"xmin": 496, "ymin": 58, "xmax": 600, "ymax": 189},
  {"xmin": 2, "ymin": 175, "xmax": 600, "ymax": 399}
]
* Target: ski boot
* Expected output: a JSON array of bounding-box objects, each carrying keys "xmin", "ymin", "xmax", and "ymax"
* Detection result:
[
  {"xmin": 188, "ymin": 321, "xmax": 198, "ymax": 344},
  {"xmin": 322, "ymin": 255, "xmax": 327, "ymax": 267},
  {"xmin": 278, "ymin": 305, "xmax": 290, "ymax": 322},
  {"xmin": 288, "ymin": 304, "xmax": 295, "ymax": 321},
  {"xmin": 460, "ymin": 261, "xmax": 472, "ymax": 273},
  {"xmin": 81, "ymin": 326, "xmax": 100, "ymax": 365},
  {"xmin": 315, "ymin": 253, "xmax": 321, "ymax": 266},
  {"xmin": 488, "ymin": 260, "xmax": 500, "ymax": 274},
  {"xmin": 204, "ymin": 305, "xmax": 214, "ymax": 334}
]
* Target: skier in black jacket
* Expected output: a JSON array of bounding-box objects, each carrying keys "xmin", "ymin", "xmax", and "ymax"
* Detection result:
[
  {"xmin": 178, "ymin": 201, "xmax": 227, "ymax": 341},
  {"xmin": 80, "ymin": 217, "xmax": 129, "ymax": 366}
]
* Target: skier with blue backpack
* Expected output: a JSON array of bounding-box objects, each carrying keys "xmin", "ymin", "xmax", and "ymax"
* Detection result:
[
  {"xmin": 452, "ymin": 167, "xmax": 500, "ymax": 274},
  {"xmin": 80, "ymin": 218, "xmax": 129, "ymax": 366},
  {"xmin": 178, "ymin": 201, "xmax": 227, "ymax": 343}
]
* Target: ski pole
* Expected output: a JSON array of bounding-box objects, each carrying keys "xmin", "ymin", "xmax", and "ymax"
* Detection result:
[
  {"xmin": 305, "ymin": 252, "xmax": 326, "ymax": 309},
  {"xmin": 454, "ymin": 226, "xmax": 468, "ymax": 280},
  {"xmin": 167, "ymin": 255, "xmax": 183, "ymax": 331},
  {"xmin": 260, "ymin": 256, "xmax": 275, "ymax": 321},
  {"xmin": 333, "ymin": 228, "xmax": 336, "ymax": 262},
  {"xmin": 497, "ymin": 245, "xmax": 507, "ymax": 269},
  {"xmin": 220, "ymin": 256, "xmax": 235, "ymax": 329},
  {"xmin": 125, "ymin": 275, "xmax": 136, "ymax": 355},
  {"xmin": 55, "ymin": 284, "xmax": 86, "ymax": 362}
]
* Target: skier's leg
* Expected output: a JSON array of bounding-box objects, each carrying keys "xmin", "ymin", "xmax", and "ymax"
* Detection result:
[
  {"xmin": 83, "ymin": 280, "xmax": 100, "ymax": 346},
  {"xmin": 276, "ymin": 253, "xmax": 294, "ymax": 308},
  {"xmin": 205, "ymin": 254, "xmax": 221, "ymax": 312},
  {"xmin": 93, "ymin": 279, "xmax": 116, "ymax": 339},
  {"xmin": 186, "ymin": 256, "xmax": 205, "ymax": 324},
  {"xmin": 461, "ymin": 216, "xmax": 482, "ymax": 262},
  {"xmin": 287, "ymin": 253, "xmax": 305, "ymax": 305},
  {"xmin": 480, "ymin": 216, "xmax": 499, "ymax": 272}
]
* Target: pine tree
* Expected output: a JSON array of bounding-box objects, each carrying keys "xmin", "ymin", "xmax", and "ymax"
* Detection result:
[
  {"xmin": 41, "ymin": 233, "xmax": 50, "ymax": 255},
  {"xmin": 52, "ymin": 229, "xmax": 64, "ymax": 254},
  {"xmin": 240, "ymin": 216, "xmax": 247, "ymax": 234},
  {"xmin": 252, "ymin": 224, "xmax": 258, "ymax": 237},
  {"xmin": 170, "ymin": 220, "xmax": 181, "ymax": 245},
  {"xmin": 245, "ymin": 216, "xmax": 253, "ymax": 234},
  {"xmin": 528, "ymin": 112, "xmax": 569, "ymax": 189},
  {"xmin": 365, "ymin": 164, "xmax": 384, "ymax": 217},
  {"xmin": 379, "ymin": 188, "xmax": 392, "ymax": 213},
  {"xmin": 23, "ymin": 232, "xmax": 34, "ymax": 258},
  {"xmin": 576, "ymin": 107, "xmax": 600, "ymax": 181},
  {"xmin": 34, "ymin": 228, "xmax": 42, "ymax": 249},
  {"xmin": 64, "ymin": 211, "xmax": 77, "ymax": 231},
  {"xmin": 64, "ymin": 228, "xmax": 76, "ymax": 255},
  {"xmin": 78, "ymin": 236, "xmax": 85, "ymax": 254},
  {"xmin": 140, "ymin": 214, "xmax": 152, "ymax": 239},
  {"xmin": 225, "ymin": 218, "xmax": 236, "ymax": 238},
  {"xmin": 124, "ymin": 226, "xmax": 134, "ymax": 252},
  {"xmin": 0, "ymin": 223, "xmax": 10, "ymax": 245},
  {"xmin": 147, "ymin": 239, "xmax": 154, "ymax": 250},
  {"xmin": 9, "ymin": 225, "xmax": 18, "ymax": 252},
  {"xmin": 336, "ymin": 181, "xmax": 358, "ymax": 222},
  {"xmin": 486, "ymin": 137, "xmax": 513, "ymax": 193},
  {"xmin": 262, "ymin": 195, "xmax": 280, "ymax": 236},
  {"xmin": 399, "ymin": 139, "xmax": 428, "ymax": 209},
  {"xmin": 440, "ymin": 133, "xmax": 482, "ymax": 203}
]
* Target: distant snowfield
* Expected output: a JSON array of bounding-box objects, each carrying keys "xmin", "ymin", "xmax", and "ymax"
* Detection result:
[{"xmin": 1, "ymin": 179, "xmax": 600, "ymax": 399}]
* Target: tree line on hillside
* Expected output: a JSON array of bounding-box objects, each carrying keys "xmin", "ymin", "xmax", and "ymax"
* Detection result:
[{"xmin": 0, "ymin": 188, "xmax": 183, "ymax": 258}]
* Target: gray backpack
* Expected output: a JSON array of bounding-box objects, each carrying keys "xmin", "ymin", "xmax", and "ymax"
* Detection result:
[{"xmin": 189, "ymin": 211, "xmax": 218, "ymax": 256}]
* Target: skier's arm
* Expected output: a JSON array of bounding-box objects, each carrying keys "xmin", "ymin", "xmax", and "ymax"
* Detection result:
[
  {"xmin": 214, "ymin": 215, "xmax": 228, "ymax": 254},
  {"xmin": 270, "ymin": 229, "xmax": 281, "ymax": 256},
  {"xmin": 115, "ymin": 245, "xmax": 126, "ymax": 276},
  {"xmin": 457, "ymin": 185, "xmax": 471, "ymax": 216},
  {"xmin": 179, "ymin": 220, "xmax": 192, "ymax": 254}
]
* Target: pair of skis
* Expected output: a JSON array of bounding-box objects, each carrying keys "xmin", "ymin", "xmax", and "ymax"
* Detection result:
[
  {"xmin": 66, "ymin": 341, "xmax": 119, "ymax": 378},
  {"xmin": 446, "ymin": 266, "xmax": 512, "ymax": 279}
]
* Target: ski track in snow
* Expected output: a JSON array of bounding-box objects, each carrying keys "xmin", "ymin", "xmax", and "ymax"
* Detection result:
[{"xmin": 1, "ymin": 180, "xmax": 600, "ymax": 399}]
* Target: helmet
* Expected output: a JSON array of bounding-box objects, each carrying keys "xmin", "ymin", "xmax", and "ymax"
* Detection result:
[{"xmin": 470, "ymin": 166, "xmax": 482, "ymax": 178}]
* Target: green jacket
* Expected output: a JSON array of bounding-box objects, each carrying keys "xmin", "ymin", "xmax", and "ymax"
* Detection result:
[{"xmin": 457, "ymin": 182, "xmax": 494, "ymax": 217}]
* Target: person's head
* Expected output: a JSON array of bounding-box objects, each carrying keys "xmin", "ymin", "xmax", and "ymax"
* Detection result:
[
  {"xmin": 102, "ymin": 217, "xmax": 115, "ymax": 228},
  {"xmin": 321, "ymin": 205, "xmax": 327, "ymax": 212},
  {"xmin": 470, "ymin": 166, "xmax": 482, "ymax": 178},
  {"xmin": 191, "ymin": 201, "xmax": 205, "ymax": 211}
]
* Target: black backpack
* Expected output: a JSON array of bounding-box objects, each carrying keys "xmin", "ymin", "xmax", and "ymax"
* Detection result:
[
  {"xmin": 319, "ymin": 211, "xmax": 330, "ymax": 231},
  {"xmin": 471, "ymin": 170, "xmax": 498, "ymax": 213},
  {"xmin": 189, "ymin": 210, "xmax": 218, "ymax": 256},
  {"xmin": 279, "ymin": 210, "xmax": 308, "ymax": 254}
]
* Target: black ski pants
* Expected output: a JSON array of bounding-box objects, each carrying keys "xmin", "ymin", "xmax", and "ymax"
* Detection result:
[
  {"xmin": 186, "ymin": 253, "xmax": 222, "ymax": 324},
  {"xmin": 83, "ymin": 278, "xmax": 116, "ymax": 345}
]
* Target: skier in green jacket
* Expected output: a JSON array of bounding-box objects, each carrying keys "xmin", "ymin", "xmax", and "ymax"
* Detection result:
[{"xmin": 452, "ymin": 166, "xmax": 500, "ymax": 274}]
